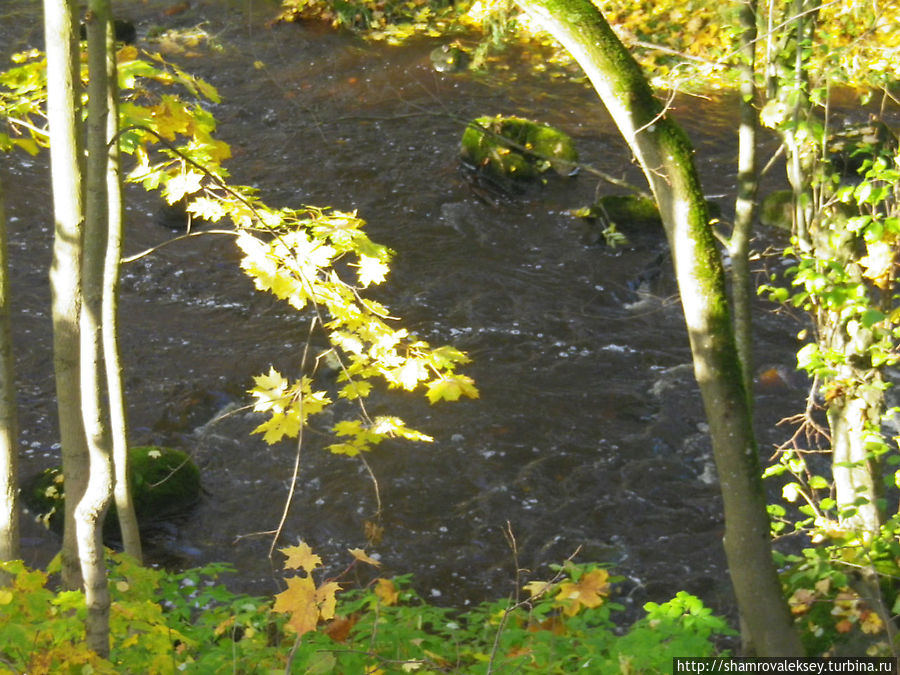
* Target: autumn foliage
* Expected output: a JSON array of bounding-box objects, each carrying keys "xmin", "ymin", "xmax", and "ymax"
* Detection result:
[{"xmin": 0, "ymin": 546, "xmax": 733, "ymax": 673}]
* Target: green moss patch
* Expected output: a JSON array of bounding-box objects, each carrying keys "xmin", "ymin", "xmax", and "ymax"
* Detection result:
[
  {"xmin": 460, "ymin": 115, "xmax": 578, "ymax": 185},
  {"xmin": 22, "ymin": 445, "xmax": 201, "ymax": 537}
]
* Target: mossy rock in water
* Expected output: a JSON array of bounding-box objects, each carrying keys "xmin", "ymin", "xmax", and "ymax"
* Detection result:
[
  {"xmin": 430, "ymin": 43, "xmax": 471, "ymax": 73},
  {"xmin": 575, "ymin": 194, "xmax": 722, "ymax": 238},
  {"xmin": 460, "ymin": 115, "xmax": 578, "ymax": 185},
  {"xmin": 22, "ymin": 445, "xmax": 201, "ymax": 537}
]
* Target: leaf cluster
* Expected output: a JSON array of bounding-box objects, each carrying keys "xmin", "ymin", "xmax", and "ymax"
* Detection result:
[{"xmin": 1, "ymin": 42, "xmax": 478, "ymax": 461}]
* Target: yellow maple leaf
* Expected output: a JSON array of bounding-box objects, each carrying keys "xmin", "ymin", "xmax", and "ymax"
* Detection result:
[
  {"xmin": 425, "ymin": 375, "xmax": 479, "ymax": 404},
  {"xmin": 554, "ymin": 569, "xmax": 610, "ymax": 616},
  {"xmin": 281, "ymin": 542, "xmax": 322, "ymax": 573},
  {"xmin": 249, "ymin": 367, "xmax": 290, "ymax": 413},
  {"xmin": 252, "ymin": 411, "xmax": 301, "ymax": 444},
  {"xmin": 374, "ymin": 578, "xmax": 399, "ymax": 606},
  {"xmin": 523, "ymin": 580, "xmax": 554, "ymax": 599},
  {"xmin": 273, "ymin": 575, "xmax": 320, "ymax": 636},
  {"xmin": 349, "ymin": 548, "xmax": 381, "ymax": 567},
  {"xmin": 316, "ymin": 580, "xmax": 341, "ymax": 622}
]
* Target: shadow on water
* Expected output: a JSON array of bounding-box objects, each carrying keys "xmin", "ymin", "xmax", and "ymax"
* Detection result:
[{"xmin": 1, "ymin": 0, "xmax": 814, "ymax": 620}]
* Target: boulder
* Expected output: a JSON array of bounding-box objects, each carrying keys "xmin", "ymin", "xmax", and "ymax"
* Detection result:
[
  {"xmin": 430, "ymin": 43, "xmax": 471, "ymax": 73},
  {"xmin": 574, "ymin": 194, "xmax": 722, "ymax": 245},
  {"xmin": 22, "ymin": 445, "xmax": 201, "ymax": 538},
  {"xmin": 460, "ymin": 115, "xmax": 578, "ymax": 186}
]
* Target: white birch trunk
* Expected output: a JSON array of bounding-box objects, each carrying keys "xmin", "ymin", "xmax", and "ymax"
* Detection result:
[{"xmin": 43, "ymin": 0, "xmax": 88, "ymax": 591}]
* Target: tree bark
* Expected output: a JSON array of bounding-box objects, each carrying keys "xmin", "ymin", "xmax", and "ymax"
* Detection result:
[
  {"xmin": 515, "ymin": 0, "xmax": 803, "ymax": 655},
  {"xmin": 102, "ymin": 15, "xmax": 142, "ymax": 563},
  {"xmin": 43, "ymin": 0, "xmax": 88, "ymax": 591},
  {"xmin": 0, "ymin": 172, "xmax": 20, "ymax": 577},
  {"xmin": 730, "ymin": 0, "xmax": 759, "ymax": 402},
  {"xmin": 77, "ymin": 0, "xmax": 115, "ymax": 656}
]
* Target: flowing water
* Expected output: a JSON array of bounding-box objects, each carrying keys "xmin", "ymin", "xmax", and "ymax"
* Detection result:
[{"xmin": 1, "ymin": 0, "xmax": 833, "ymax": 620}]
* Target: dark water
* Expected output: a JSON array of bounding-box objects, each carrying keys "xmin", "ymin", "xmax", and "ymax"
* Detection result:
[{"xmin": 2, "ymin": 0, "xmax": 812, "ymax": 620}]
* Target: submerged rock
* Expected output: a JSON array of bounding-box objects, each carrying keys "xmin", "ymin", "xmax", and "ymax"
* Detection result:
[
  {"xmin": 430, "ymin": 43, "xmax": 471, "ymax": 73},
  {"xmin": 460, "ymin": 115, "xmax": 578, "ymax": 189},
  {"xmin": 22, "ymin": 445, "xmax": 201, "ymax": 538}
]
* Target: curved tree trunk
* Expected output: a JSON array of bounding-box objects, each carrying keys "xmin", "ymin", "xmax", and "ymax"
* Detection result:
[
  {"xmin": 0, "ymin": 172, "xmax": 19, "ymax": 577},
  {"xmin": 43, "ymin": 0, "xmax": 88, "ymax": 591},
  {"xmin": 515, "ymin": 0, "xmax": 802, "ymax": 655},
  {"xmin": 102, "ymin": 16, "xmax": 142, "ymax": 563},
  {"xmin": 77, "ymin": 0, "xmax": 115, "ymax": 656}
]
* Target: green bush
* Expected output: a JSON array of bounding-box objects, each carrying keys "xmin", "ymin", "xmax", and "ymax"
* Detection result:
[{"xmin": 0, "ymin": 552, "xmax": 735, "ymax": 674}]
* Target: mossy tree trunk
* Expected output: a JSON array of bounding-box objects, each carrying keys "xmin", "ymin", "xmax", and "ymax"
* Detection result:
[
  {"xmin": 515, "ymin": 0, "xmax": 803, "ymax": 655},
  {"xmin": 77, "ymin": 0, "xmax": 116, "ymax": 656},
  {"xmin": 0, "ymin": 173, "xmax": 19, "ymax": 578},
  {"xmin": 43, "ymin": 0, "xmax": 89, "ymax": 591}
]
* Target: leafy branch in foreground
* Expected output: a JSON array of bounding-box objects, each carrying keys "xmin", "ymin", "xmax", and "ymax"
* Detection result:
[{"xmin": 1, "ymin": 42, "xmax": 478, "ymax": 461}]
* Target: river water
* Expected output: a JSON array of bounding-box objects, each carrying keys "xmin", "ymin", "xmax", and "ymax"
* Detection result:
[{"xmin": 2, "ymin": 0, "xmax": 826, "ymax": 621}]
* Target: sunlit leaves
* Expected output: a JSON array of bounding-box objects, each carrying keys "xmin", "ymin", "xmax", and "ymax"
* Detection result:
[
  {"xmin": 328, "ymin": 416, "xmax": 432, "ymax": 456},
  {"xmin": 858, "ymin": 240, "xmax": 896, "ymax": 289},
  {"xmin": 426, "ymin": 374, "xmax": 479, "ymax": 404},
  {"xmin": 249, "ymin": 370, "xmax": 331, "ymax": 443},
  {"xmin": 162, "ymin": 169, "xmax": 204, "ymax": 204},
  {"xmin": 0, "ymin": 40, "xmax": 477, "ymax": 480},
  {"xmin": 356, "ymin": 254, "xmax": 390, "ymax": 287}
]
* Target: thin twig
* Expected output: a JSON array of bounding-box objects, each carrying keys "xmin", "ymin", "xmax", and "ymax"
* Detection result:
[{"xmin": 268, "ymin": 316, "xmax": 319, "ymax": 560}]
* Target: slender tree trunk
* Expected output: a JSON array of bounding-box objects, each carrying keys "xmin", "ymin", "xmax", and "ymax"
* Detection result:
[
  {"xmin": 0, "ymin": 172, "xmax": 19, "ymax": 577},
  {"xmin": 43, "ymin": 0, "xmax": 88, "ymax": 591},
  {"xmin": 77, "ymin": 0, "xmax": 115, "ymax": 656},
  {"xmin": 765, "ymin": 0, "xmax": 883, "ymax": 538},
  {"xmin": 776, "ymin": 0, "xmax": 819, "ymax": 252},
  {"xmin": 515, "ymin": 0, "xmax": 802, "ymax": 655},
  {"xmin": 730, "ymin": 0, "xmax": 759, "ymax": 401},
  {"xmin": 102, "ymin": 17, "xmax": 142, "ymax": 563}
]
